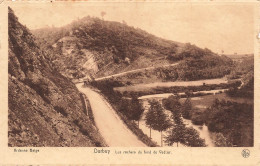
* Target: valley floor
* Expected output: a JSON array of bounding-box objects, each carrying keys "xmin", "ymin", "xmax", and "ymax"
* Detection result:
[{"xmin": 76, "ymin": 83, "xmax": 146, "ymax": 147}]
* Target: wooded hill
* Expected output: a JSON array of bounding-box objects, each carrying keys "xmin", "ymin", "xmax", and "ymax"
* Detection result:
[{"xmin": 32, "ymin": 16, "xmax": 234, "ymax": 82}]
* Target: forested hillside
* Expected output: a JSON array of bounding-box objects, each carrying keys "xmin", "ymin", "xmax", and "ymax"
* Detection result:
[
  {"xmin": 8, "ymin": 8, "xmax": 106, "ymax": 147},
  {"xmin": 205, "ymin": 99, "xmax": 253, "ymax": 147},
  {"xmin": 227, "ymin": 56, "xmax": 254, "ymax": 98},
  {"xmin": 33, "ymin": 17, "xmax": 179, "ymax": 79},
  {"xmin": 32, "ymin": 16, "xmax": 233, "ymax": 82}
]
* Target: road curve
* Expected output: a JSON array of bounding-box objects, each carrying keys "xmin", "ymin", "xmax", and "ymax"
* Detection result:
[{"xmin": 76, "ymin": 83, "xmax": 146, "ymax": 147}]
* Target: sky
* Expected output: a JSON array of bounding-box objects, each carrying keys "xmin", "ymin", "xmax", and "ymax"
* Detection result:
[{"xmin": 10, "ymin": 2, "xmax": 256, "ymax": 54}]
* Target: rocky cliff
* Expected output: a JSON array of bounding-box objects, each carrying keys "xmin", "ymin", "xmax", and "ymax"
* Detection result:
[{"xmin": 8, "ymin": 7, "xmax": 106, "ymax": 147}]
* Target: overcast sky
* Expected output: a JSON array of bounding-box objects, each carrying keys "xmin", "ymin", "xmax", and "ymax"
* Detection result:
[{"xmin": 10, "ymin": 2, "xmax": 256, "ymax": 54}]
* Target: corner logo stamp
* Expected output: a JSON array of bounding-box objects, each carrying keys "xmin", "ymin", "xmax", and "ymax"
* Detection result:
[{"xmin": 241, "ymin": 149, "xmax": 250, "ymax": 158}]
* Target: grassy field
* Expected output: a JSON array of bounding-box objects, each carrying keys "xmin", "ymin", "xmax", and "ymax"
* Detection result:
[
  {"xmin": 180, "ymin": 93, "xmax": 253, "ymax": 111},
  {"xmin": 114, "ymin": 78, "xmax": 228, "ymax": 92}
]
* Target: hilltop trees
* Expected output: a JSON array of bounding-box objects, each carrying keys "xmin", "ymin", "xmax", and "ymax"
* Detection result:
[
  {"xmin": 100, "ymin": 11, "xmax": 106, "ymax": 20},
  {"xmin": 145, "ymin": 100, "xmax": 171, "ymax": 146},
  {"xmin": 167, "ymin": 43, "xmax": 208, "ymax": 61}
]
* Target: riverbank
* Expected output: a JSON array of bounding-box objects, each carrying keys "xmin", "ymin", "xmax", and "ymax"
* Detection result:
[{"xmin": 114, "ymin": 78, "xmax": 241, "ymax": 98}]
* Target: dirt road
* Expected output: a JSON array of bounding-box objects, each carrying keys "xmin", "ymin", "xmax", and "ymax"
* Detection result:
[
  {"xmin": 95, "ymin": 62, "xmax": 179, "ymax": 81},
  {"xmin": 76, "ymin": 83, "xmax": 146, "ymax": 147}
]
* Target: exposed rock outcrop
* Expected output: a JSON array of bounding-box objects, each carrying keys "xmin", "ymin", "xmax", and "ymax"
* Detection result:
[{"xmin": 8, "ymin": 7, "xmax": 106, "ymax": 147}]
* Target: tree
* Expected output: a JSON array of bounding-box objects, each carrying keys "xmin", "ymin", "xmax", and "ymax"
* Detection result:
[
  {"xmin": 119, "ymin": 99, "xmax": 131, "ymax": 117},
  {"xmin": 166, "ymin": 118, "xmax": 206, "ymax": 147},
  {"xmin": 100, "ymin": 11, "xmax": 106, "ymax": 29},
  {"xmin": 118, "ymin": 94, "xmax": 144, "ymax": 128},
  {"xmin": 166, "ymin": 120, "xmax": 185, "ymax": 147},
  {"xmin": 182, "ymin": 127, "xmax": 206, "ymax": 147},
  {"xmin": 144, "ymin": 101, "xmax": 155, "ymax": 139},
  {"xmin": 162, "ymin": 95, "xmax": 181, "ymax": 113},
  {"xmin": 129, "ymin": 94, "xmax": 144, "ymax": 128},
  {"xmin": 181, "ymin": 97, "xmax": 192, "ymax": 119},
  {"xmin": 100, "ymin": 11, "xmax": 106, "ymax": 20},
  {"xmin": 164, "ymin": 96, "xmax": 206, "ymax": 147},
  {"xmin": 167, "ymin": 100, "xmax": 185, "ymax": 147},
  {"xmin": 145, "ymin": 100, "xmax": 172, "ymax": 146},
  {"xmin": 122, "ymin": 20, "xmax": 127, "ymax": 25}
]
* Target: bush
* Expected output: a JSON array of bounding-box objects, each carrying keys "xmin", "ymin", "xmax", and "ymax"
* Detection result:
[
  {"xmin": 190, "ymin": 109, "xmax": 205, "ymax": 125},
  {"xmin": 54, "ymin": 106, "xmax": 68, "ymax": 117},
  {"xmin": 23, "ymin": 78, "xmax": 51, "ymax": 104},
  {"xmin": 212, "ymin": 132, "xmax": 232, "ymax": 147}
]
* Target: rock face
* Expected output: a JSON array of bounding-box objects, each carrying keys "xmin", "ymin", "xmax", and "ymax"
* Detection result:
[{"xmin": 8, "ymin": 7, "xmax": 106, "ymax": 147}]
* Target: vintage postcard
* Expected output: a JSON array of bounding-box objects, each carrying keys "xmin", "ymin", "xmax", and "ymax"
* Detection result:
[{"xmin": 0, "ymin": 0, "xmax": 259, "ymax": 165}]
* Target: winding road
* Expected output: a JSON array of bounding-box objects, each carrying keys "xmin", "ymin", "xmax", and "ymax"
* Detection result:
[
  {"xmin": 95, "ymin": 62, "xmax": 179, "ymax": 81},
  {"xmin": 76, "ymin": 83, "xmax": 146, "ymax": 147}
]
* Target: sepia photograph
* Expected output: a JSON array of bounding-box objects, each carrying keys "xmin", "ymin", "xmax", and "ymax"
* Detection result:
[{"xmin": 7, "ymin": 2, "xmax": 254, "ymax": 149}]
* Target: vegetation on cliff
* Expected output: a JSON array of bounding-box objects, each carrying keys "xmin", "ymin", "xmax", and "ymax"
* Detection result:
[{"xmin": 8, "ymin": 7, "xmax": 106, "ymax": 147}]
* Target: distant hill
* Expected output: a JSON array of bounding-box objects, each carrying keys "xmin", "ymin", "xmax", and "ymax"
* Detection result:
[
  {"xmin": 8, "ymin": 8, "xmax": 106, "ymax": 147},
  {"xmin": 223, "ymin": 54, "xmax": 254, "ymax": 64},
  {"xmin": 32, "ymin": 16, "xmax": 233, "ymax": 83},
  {"xmin": 224, "ymin": 53, "xmax": 253, "ymax": 59}
]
